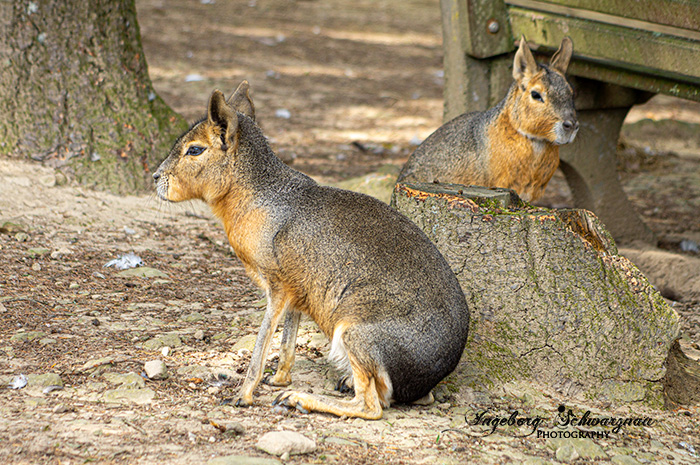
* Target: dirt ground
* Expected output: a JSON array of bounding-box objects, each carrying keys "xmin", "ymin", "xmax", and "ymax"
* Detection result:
[{"xmin": 1, "ymin": 0, "xmax": 699, "ymax": 463}]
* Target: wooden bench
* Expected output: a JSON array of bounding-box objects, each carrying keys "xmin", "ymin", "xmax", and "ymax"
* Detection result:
[{"xmin": 440, "ymin": 0, "xmax": 700, "ymax": 243}]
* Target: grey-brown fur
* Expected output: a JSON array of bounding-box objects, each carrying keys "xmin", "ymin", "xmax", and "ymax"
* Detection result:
[
  {"xmin": 396, "ymin": 103, "xmax": 500, "ymax": 186},
  {"xmin": 153, "ymin": 82, "xmax": 470, "ymax": 418}
]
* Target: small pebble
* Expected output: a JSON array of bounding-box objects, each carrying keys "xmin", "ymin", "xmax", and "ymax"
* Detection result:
[
  {"xmin": 222, "ymin": 421, "xmax": 245, "ymax": 436},
  {"xmin": 144, "ymin": 360, "xmax": 168, "ymax": 380},
  {"xmin": 52, "ymin": 403, "xmax": 72, "ymax": 413},
  {"xmin": 9, "ymin": 374, "xmax": 28, "ymax": 390},
  {"xmin": 43, "ymin": 385, "xmax": 64, "ymax": 394}
]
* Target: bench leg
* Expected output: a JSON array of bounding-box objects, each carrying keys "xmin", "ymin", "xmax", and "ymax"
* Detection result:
[{"xmin": 559, "ymin": 107, "xmax": 656, "ymax": 244}]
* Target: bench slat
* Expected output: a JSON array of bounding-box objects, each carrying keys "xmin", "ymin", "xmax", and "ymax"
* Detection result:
[
  {"xmin": 506, "ymin": 0, "xmax": 700, "ymax": 41},
  {"xmin": 512, "ymin": 0, "xmax": 700, "ymax": 32},
  {"xmin": 509, "ymin": 6, "xmax": 700, "ymax": 100}
]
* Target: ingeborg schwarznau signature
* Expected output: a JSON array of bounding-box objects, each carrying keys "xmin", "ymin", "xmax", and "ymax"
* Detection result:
[{"xmin": 451, "ymin": 404, "xmax": 655, "ymax": 439}]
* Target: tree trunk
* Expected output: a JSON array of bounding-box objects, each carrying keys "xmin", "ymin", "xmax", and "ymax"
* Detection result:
[
  {"xmin": 0, "ymin": 0, "xmax": 187, "ymax": 194},
  {"xmin": 393, "ymin": 182, "xmax": 680, "ymax": 406}
]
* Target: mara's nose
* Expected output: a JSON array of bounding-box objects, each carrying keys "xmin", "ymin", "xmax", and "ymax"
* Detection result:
[
  {"xmin": 152, "ymin": 171, "xmax": 161, "ymax": 182},
  {"xmin": 563, "ymin": 120, "xmax": 578, "ymax": 132}
]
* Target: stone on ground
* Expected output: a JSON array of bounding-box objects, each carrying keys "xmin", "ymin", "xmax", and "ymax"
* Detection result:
[
  {"xmin": 256, "ymin": 430, "xmax": 316, "ymax": 456},
  {"xmin": 144, "ymin": 360, "xmax": 168, "ymax": 380}
]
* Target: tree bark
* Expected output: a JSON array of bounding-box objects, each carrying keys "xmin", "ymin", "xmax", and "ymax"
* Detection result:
[
  {"xmin": 664, "ymin": 340, "xmax": 700, "ymax": 406},
  {"xmin": 394, "ymin": 182, "xmax": 680, "ymax": 406},
  {"xmin": 0, "ymin": 0, "xmax": 186, "ymax": 193}
]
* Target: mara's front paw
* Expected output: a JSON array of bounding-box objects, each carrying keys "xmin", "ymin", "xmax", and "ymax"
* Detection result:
[
  {"xmin": 234, "ymin": 393, "xmax": 254, "ymax": 408},
  {"xmin": 335, "ymin": 375, "xmax": 354, "ymax": 394},
  {"xmin": 263, "ymin": 372, "xmax": 292, "ymax": 387},
  {"xmin": 272, "ymin": 391, "xmax": 311, "ymax": 414}
]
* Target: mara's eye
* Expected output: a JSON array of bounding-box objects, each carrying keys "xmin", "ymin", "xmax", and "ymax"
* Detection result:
[
  {"xmin": 530, "ymin": 90, "xmax": 544, "ymax": 102},
  {"xmin": 185, "ymin": 146, "xmax": 206, "ymax": 156}
]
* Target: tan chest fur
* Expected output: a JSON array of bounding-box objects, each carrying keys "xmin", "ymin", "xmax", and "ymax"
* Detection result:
[
  {"xmin": 485, "ymin": 111, "xmax": 559, "ymax": 202},
  {"xmin": 211, "ymin": 194, "xmax": 269, "ymax": 280}
]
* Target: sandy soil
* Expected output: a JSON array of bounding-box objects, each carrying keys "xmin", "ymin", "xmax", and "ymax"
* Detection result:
[{"xmin": 1, "ymin": 0, "xmax": 699, "ymax": 463}]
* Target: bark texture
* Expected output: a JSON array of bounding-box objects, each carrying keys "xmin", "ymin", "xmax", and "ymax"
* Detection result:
[
  {"xmin": 0, "ymin": 0, "xmax": 186, "ymax": 193},
  {"xmin": 394, "ymin": 182, "xmax": 679, "ymax": 406},
  {"xmin": 664, "ymin": 341, "xmax": 700, "ymax": 406}
]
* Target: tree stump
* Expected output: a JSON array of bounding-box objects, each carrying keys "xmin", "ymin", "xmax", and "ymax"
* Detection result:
[{"xmin": 393, "ymin": 182, "xmax": 680, "ymax": 406}]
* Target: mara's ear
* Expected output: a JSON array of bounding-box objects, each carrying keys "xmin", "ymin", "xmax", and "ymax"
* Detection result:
[
  {"xmin": 512, "ymin": 35, "xmax": 538, "ymax": 82},
  {"xmin": 207, "ymin": 89, "xmax": 239, "ymax": 147},
  {"xmin": 227, "ymin": 80, "xmax": 255, "ymax": 121},
  {"xmin": 550, "ymin": 36, "xmax": 573, "ymax": 74}
]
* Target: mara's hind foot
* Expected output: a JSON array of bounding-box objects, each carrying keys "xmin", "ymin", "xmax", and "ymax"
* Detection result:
[
  {"xmin": 272, "ymin": 391, "xmax": 382, "ymax": 420},
  {"xmin": 273, "ymin": 369, "xmax": 387, "ymax": 419}
]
